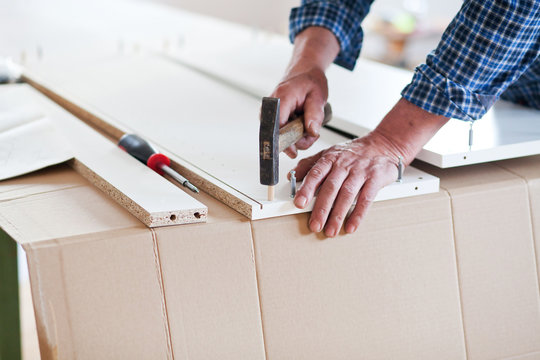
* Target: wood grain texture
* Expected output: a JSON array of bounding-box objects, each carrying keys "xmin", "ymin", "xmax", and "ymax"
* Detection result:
[
  {"xmin": 278, "ymin": 103, "xmax": 332, "ymax": 153},
  {"xmin": 0, "ymin": 84, "xmax": 207, "ymax": 227}
]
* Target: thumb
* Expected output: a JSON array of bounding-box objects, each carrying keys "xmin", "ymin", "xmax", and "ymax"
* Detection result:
[{"xmin": 303, "ymin": 94, "xmax": 325, "ymax": 138}]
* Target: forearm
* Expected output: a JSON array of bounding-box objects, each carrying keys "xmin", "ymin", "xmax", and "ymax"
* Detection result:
[
  {"xmin": 285, "ymin": 27, "xmax": 340, "ymax": 77},
  {"xmin": 371, "ymin": 98, "xmax": 449, "ymax": 165}
]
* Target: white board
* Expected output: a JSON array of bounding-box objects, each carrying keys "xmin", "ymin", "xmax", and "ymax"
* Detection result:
[
  {"xmin": 166, "ymin": 35, "xmax": 540, "ymax": 168},
  {"xmin": 25, "ymin": 55, "xmax": 439, "ymax": 219},
  {"xmin": 0, "ymin": 84, "xmax": 207, "ymax": 226},
  {"xmin": 0, "ymin": 111, "xmax": 73, "ymax": 180}
]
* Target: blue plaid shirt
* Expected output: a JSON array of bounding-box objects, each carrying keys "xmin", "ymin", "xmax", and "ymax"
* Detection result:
[{"xmin": 290, "ymin": 0, "xmax": 540, "ymax": 121}]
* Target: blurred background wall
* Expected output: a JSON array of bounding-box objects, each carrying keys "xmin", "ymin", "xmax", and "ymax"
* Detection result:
[{"xmin": 151, "ymin": 0, "xmax": 464, "ymax": 69}]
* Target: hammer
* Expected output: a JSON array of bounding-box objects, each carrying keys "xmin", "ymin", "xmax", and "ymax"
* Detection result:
[{"xmin": 259, "ymin": 97, "xmax": 332, "ymax": 201}]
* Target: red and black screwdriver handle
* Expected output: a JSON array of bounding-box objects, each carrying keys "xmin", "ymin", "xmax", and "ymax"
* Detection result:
[{"xmin": 118, "ymin": 134, "xmax": 169, "ymax": 175}]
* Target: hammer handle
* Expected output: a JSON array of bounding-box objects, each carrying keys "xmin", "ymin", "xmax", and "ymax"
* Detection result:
[{"xmin": 278, "ymin": 103, "xmax": 333, "ymax": 153}]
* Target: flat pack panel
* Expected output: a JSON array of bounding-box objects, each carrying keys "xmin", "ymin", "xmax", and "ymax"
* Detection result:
[
  {"xmin": 25, "ymin": 55, "xmax": 438, "ymax": 219},
  {"xmin": 166, "ymin": 35, "xmax": 540, "ymax": 168},
  {"xmin": 0, "ymin": 84, "xmax": 206, "ymax": 226},
  {"xmin": 0, "ymin": 113, "xmax": 73, "ymax": 180}
]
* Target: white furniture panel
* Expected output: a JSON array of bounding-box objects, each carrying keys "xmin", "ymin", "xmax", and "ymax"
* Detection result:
[
  {"xmin": 168, "ymin": 35, "xmax": 540, "ymax": 168},
  {"xmin": 26, "ymin": 55, "xmax": 439, "ymax": 219}
]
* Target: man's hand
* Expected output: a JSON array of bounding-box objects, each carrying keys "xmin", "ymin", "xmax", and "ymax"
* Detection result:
[
  {"xmin": 292, "ymin": 98, "xmax": 450, "ymax": 236},
  {"xmin": 293, "ymin": 132, "xmax": 401, "ymax": 236},
  {"xmin": 271, "ymin": 67, "xmax": 328, "ymax": 158},
  {"xmin": 270, "ymin": 27, "xmax": 340, "ymax": 158}
]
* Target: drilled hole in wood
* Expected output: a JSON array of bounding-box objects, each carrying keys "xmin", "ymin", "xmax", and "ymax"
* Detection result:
[
  {"xmin": 170, "ymin": 214, "xmax": 177, "ymax": 221},
  {"xmin": 194, "ymin": 212, "xmax": 201, "ymax": 219}
]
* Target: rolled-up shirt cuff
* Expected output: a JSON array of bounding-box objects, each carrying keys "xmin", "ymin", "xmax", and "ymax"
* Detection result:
[
  {"xmin": 289, "ymin": 3, "xmax": 364, "ymax": 71},
  {"xmin": 401, "ymin": 64, "xmax": 497, "ymax": 121}
]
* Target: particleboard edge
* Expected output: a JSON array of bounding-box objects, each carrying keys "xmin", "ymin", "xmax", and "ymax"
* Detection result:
[
  {"xmin": 6, "ymin": 82, "xmax": 207, "ymax": 227},
  {"xmin": 69, "ymin": 159, "xmax": 207, "ymax": 227}
]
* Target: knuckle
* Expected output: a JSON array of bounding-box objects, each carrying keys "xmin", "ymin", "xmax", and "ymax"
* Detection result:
[
  {"xmin": 333, "ymin": 212, "xmax": 345, "ymax": 223},
  {"xmin": 354, "ymin": 157, "xmax": 370, "ymax": 169},
  {"xmin": 358, "ymin": 193, "xmax": 375, "ymax": 205},
  {"xmin": 318, "ymin": 156, "xmax": 335, "ymax": 167},
  {"xmin": 309, "ymin": 166, "xmax": 325, "ymax": 178},
  {"xmin": 341, "ymin": 184, "xmax": 358, "ymax": 197},
  {"xmin": 315, "ymin": 207, "xmax": 329, "ymax": 218},
  {"xmin": 325, "ymin": 177, "xmax": 341, "ymax": 190}
]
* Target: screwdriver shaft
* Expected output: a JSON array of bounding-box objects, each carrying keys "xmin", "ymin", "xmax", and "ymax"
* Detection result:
[{"xmin": 161, "ymin": 165, "xmax": 199, "ymax": 193}]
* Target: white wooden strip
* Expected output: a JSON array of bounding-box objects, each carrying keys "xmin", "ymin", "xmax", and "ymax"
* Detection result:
[
  {"xmin": 25, "ymin": 54, "xmax": 438, "ymax": 219},
  {"xmin": 0, "ymin": 84, "xmax": 207, "ymax": 226}
]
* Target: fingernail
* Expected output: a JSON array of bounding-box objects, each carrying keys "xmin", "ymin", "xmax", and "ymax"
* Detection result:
[
  {"xmin": 295, "ymin": 195, "xmax": 307, "ymax": 208},
  {"xmin": 309, "ymin": 122, "xmax": 319, "ymax": 136},
  {"xmin": 346, "ymin": 225, "xmax": 357, "ymax": 234},
  {"xmin": 326, "ymin": 228, "xmax": 336, "ymax": 237},
  {"xmin": 310, "ymin": 220, "xmax": 321, "ymax": 232}
]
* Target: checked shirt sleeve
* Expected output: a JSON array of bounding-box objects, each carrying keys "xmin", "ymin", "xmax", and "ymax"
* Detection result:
[
  {"xmin": 289, "ymin": 0, "xmax": 375, "ymax": 70},
  {"xmin": 401, "ymin": 0, "xmax": 540, "ymax": 121}
]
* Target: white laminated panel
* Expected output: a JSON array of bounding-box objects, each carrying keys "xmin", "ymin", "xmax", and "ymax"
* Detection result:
[
  {"xmin": 0, "ymin": 84, "xmax": 207, "ymax": 226},
  {"xmin": 25, "ymin": 55, "xmax": 438, "ymax": 220},
  {"xmin": 166, "ymin": 35, "xmax": 540, "ymax": 168}
]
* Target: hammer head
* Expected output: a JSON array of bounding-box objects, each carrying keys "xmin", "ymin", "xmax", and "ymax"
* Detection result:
[{"xmin": 259, "ymin": 97, "xmax": 280, "ymax": 186}]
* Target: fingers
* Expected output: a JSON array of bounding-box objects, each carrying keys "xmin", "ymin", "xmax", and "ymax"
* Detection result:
[
  {"xmin": 270, "ymin": 69, "xmax": 328, "ymax": 153},
  {"xmin": 344, "ymin": 178, "xmax": 383, "ymax": 234},
  {"xmin": 324, "ymin": 171, "xmax": 365, "ymax": 237},
  {"xmin": 284, "ymin": 144, "xmax": 298, "ymax": 159},
  {"xmin": 294, "ymin": 134, "xmax": 319, "ymax": 151},
  {"xmin": 292, "ymin": 151, "xmax": 323, "ymax": 181},
  {"xmin": 303, "ymin": 95, "xmax": 325, "ymax": 137},
  {"xmin": 276, "ymin": 95, "xmax": 299, "ymax": 127},
  {"xmin": 293, "ymin": 156, "xmax": 332, "ymax": 209},
  {"xmin": 308, "ymin": 166, "xmax": 349, "ymax": 233}
]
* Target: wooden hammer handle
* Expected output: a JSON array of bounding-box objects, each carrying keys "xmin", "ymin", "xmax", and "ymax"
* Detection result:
[{"xmin": 278, "ymin": 103, "xmax": 333, "ymax": 153}]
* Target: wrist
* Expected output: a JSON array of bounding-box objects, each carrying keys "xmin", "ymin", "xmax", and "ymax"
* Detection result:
[
  {"xmin": 371, "ymin": 98, "xmax": 449, "ymax": 165},
  {"xmin": 287, "ymin": 27, "xmax": 340, "ymax": 76}
]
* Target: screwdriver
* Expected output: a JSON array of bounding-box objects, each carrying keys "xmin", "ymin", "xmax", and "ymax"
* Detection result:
[{"xmin": 118, "ymin": 134, "xmax": 199, "ymax": 193}]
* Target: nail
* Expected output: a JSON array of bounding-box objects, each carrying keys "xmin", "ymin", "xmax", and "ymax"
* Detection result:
[
  {"xmin": 346, "ymin": 224, "xmax": 357, "ymax": 234},
  {"xmin": 295, "ymin": 195, "xmax": 307, "ymax": 208},
  {"xmin": 326, "ymin": 228, "xmax": 336, "ymax": 237},
  {"xmin": 290, "ymin": 171, "xmax": 296, "ymax": 198},
  {"xmin": 310, "ymin": 220, "xmax": 322, "ymax": 232},
  {"xmin": 309, "ymin": 122, "xmax": 319, "ymax": 136}
]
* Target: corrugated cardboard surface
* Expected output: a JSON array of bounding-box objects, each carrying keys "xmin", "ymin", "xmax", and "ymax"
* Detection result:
[
  {"xmin": 4, "ymin": 158, "xmax": 540, "ymax": 358},
  {"xmin": 0, "ymin": 165, "xmax": 265, "ymax": 360},
  {"xmin": 251, "ymin": 192, "xmax": 466, "ymax": 359},
  {"xmin": 26, "ymin": 228, "xmax": 171, "ymax": 359},
  {"xmin": 496, "ymin": 155, "xmax": 540, "ymax": 271},
  {"xmin": 415, "ymin": 161, "xmax": 540, "ymax": 359},
  {"xmin": 155, "ymin": 224, "xmax": 264, "ymax": 359}
]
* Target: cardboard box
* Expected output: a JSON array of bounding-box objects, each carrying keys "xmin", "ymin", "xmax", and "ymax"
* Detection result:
[
  {"xmin": 0, "ymin": 165, "xmax": 265, "ymax": 360},
  {"xmin": 4, "ymin": 159, "xmax": 540, "ymax": 359},
  {"xmin": 415, "ymin": 161, "xmax": 540, "ymax": 359},
  {"xmin": 251, "ymin": 192, "xmax": 466, "ymax": 359}
]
